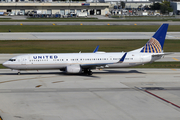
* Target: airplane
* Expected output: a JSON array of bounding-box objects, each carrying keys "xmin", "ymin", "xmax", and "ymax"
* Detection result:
[{"xmin": 3, "ymin": 23, "xmax": 169, "ymax": 75}]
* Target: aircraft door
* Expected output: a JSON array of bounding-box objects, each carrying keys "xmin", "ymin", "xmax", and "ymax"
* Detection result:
[
  {"xmin": 109, "ymin": 56, "xmax": 113, "ymax": 62},
  {"xmin": 21, "ymin": 57, "xmax": 27, "ymax": 65}
]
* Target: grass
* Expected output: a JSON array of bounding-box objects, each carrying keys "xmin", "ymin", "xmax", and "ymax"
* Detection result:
[
  {"xmin": 132, "ymin": 62, "xmax": 180, "ymax": 68},
  {"xmin": 0, "ymin": 40, "xmax": 179, "ymax": 53},
  {"xmin": 1, "ymin": 25, "xmax": 180, "ymax": 32},
  {"xmin": 0, "ymin": 18, "xmax": 11, "ymax": 19},
  {"xmin": 0, "ymin": 64, "xmax": 6, "ymax": 69}
]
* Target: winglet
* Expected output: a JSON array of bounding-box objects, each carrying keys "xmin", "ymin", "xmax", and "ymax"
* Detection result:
[
  {"xmin": 93, "ymin": 45, "xmax": 99, "ymax": 53},
  {"xmin": 118, "ymin": 52, "xmax": 127, "ymax": 63}
]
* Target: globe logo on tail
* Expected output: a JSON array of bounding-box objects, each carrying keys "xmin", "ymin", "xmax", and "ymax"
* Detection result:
[{"xmin": 141, "ymin": 37, "xmax": 162, "ymax": 53}]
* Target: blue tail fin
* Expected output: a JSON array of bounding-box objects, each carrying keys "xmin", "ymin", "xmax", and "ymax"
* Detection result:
[{"xmin": 140, "ymin": 23, "xmax": 169, "ymax": 53}]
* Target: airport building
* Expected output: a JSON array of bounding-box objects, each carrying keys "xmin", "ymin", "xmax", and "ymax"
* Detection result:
[
  {"xmin": 0, "ymin": 1, "xmax": 110, "ymax": 15},
  {"xmin": 0, "ymin": 0, "xmax": 170, "ymax": 16},
  {"xmin": 104, "ymin": 0, "xmax": 152, "ymax": 9},
  {"xmin": 171, "ymin": 1, "xmax": 180, "ymax": 15},
  {"xmin": 0, "ymin": 0, "xmax": 154, "ymax": 16}
]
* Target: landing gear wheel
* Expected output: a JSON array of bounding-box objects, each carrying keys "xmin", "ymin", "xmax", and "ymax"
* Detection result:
[
  {"xmin": 17, "ymin": 72, "xmax": 21, "ymax": 75},
  {"xmin": 84, "ymin": 69, "xmax": 93, "ymax": 76},
  {"xmin": 88, "ymin": 71, "xmax": 92, "ymax": 76}
]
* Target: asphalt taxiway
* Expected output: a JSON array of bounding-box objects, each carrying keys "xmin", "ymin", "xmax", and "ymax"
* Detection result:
[
  {"xmin": 0, "ymin": 32, "xmax": 180, "ymax": 40},
  {"xmin": 0, "ymin": 68, "xmax": 180, "ymax": 120}
]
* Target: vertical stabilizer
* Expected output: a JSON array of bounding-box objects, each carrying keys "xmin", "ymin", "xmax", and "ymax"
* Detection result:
[{"xmin": 140, "ymin": 23, "xmax": 169, "ymax": 53}]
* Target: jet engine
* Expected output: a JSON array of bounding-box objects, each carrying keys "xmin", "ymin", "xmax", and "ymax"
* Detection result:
[{"xmin": 66, "ymin": 65, "xmax": 82, "ymax": 73}]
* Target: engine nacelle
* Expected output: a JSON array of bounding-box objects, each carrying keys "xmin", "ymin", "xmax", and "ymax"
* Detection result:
[{"xmin": 66, "ymin": 65, "xmax": 82, "ymax": 73}]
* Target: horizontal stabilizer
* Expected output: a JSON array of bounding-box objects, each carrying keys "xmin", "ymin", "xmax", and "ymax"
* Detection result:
[{"xmin": 152, "ymin": 52, "xmax": 173, "ymax": 56}]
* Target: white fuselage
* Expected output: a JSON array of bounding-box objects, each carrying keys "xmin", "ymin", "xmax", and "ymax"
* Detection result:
[
  {"xmin": 2, "ymin": 23, "xmax": 168, "ymax": 75},
  {"xmin": 3, "ymin": 52, "xmax": 162, "ymax": 71}
]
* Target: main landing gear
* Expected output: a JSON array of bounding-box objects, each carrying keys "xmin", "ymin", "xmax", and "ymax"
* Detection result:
[
  {"xmin": 17, "ymin": 71, "xmax": 21, "ymax": 75},
  {"xmin": 84, "ymin": 69, "xmax": 93, "ymax": 76}
]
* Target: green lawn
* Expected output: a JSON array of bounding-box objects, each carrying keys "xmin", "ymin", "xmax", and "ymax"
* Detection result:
[
  {"xmin": 0, "ymin": 18, "xmax": 11, "ymax": 19},
  {"xmin": 0, "ymin": 40, "xmax": 179, "ymax": 53},
  {"xmin": 132, "ymin": 62, "xmax": 180, "ymax": 68},
  {"xmin": 1, "ymin": 25, "xmax": 180, "ymax": 32},
  {"xmin": 0, "ymin": 64, "xmax": 6, "ymax": 69}
]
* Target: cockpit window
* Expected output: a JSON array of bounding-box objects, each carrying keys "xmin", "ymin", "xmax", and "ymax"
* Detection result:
[{"xmin": 8, "ymin": 59, "xmax": 16, "ymax": 61}]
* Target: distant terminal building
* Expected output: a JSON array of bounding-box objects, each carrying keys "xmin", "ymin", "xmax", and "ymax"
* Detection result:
[
  {"xmin": 0, "ymin": 0, "xmax": 162, "ymax": 16},
  {"xmin": 170, "ymin": 0, "xmax": 180, "ymax": 15},
  {"xmin": 0, "ymin": 1, "xmax": 110, "ymax": 15},
  {"xmin": 100, "ymin": 0, "xmax": 152, "ymax": 9}
]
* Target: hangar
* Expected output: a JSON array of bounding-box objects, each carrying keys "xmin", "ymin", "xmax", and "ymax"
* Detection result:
[
  {"xmin": 171, "ymin": 1, "xmax": 180, "ymax": 15},
  {"xmin": 0, "ymin": 2, "xmax": 110, "ymax": 15}
]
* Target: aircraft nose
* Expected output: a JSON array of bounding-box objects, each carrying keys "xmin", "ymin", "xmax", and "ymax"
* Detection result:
[{"xmin": 2, "ymin": 61, "xmax": 9, "ymax": 68}]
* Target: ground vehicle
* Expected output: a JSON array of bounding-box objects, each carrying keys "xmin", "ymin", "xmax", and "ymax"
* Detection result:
[
  {"xmin": 0, "ymin": 12, "xmax": 9, "ymax": 16},
  {"xmin": 154, "ymin": 12, "xmax": 160, "ymax": 16},
  {"xmin": 77, "ymin": 12, "xmax": 87, "ymax": 17},
  {"xmin": 32, "ymin": 10, "xmax": 42, "ymax": 14},
  {"xmin": 0, "ymin": 12, "xmax": 4, "ymax": 16},
  {"xmin": 18, "ymin": 11, "xmax": 24, "ymax": 15},
  {"xmin": 142, "ymin": 12, "xmax": 148, "ymax": 16},
  {"xmin": 9, "ymin": 12, "xmax": 15, "ymax": 16},
  {"xmin": 25, "ymin": 11, "xmax": 30, "ymax": 16},
  {"xmin": 154, "ymin": 10, "xmax": 160, "ymax": 16},
  {"xmin": 29, "ymin": 10, "xmax": 42, "ymax": 16}
]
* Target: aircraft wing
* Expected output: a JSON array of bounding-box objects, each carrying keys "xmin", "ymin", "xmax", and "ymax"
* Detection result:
[
  {"xmin": 80, "ymin": 52, "xmax": 127, "ymax": 69},
  {"xmin": 81, "ymin": 62, "xmax": 113, "ymax": 69}
]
